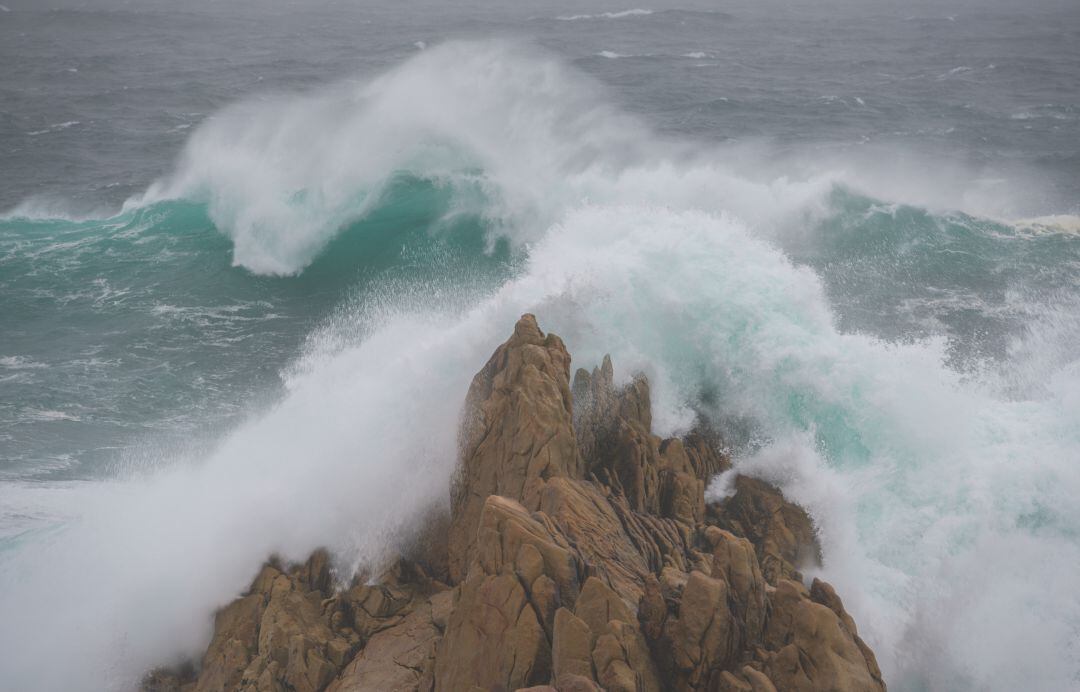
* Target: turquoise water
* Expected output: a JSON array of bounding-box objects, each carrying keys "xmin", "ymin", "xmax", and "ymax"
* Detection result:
[{"xmin": 0, "ymin": 178, "xmax": 513, "ymax": 480}]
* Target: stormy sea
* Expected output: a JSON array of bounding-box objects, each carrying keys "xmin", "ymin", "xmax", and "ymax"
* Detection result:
[{"xmin": 1, "ymin": 0, "xmax": 1078, "ymax": 689}]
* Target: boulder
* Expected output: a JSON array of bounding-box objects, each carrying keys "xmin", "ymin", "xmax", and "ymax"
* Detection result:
[
  {"xmin": 171, "ymin": 553, "xmax": 357, "ymax": 692},
  {"xmin": 326, "ymin": 596, "xmax": 442, "ymax": 692},
  {"xmin": 759, "ymin": 580, "xmax": 886, "ymax": 692},
  {"xmin": 434, "ymin": 495, "xmax": 571, "ymax": 691}
]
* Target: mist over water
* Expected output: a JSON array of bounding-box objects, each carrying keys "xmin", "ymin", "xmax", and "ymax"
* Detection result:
[{"xmin": 2, "ymin": 2, "xmax": 1079, "ymax": 690}]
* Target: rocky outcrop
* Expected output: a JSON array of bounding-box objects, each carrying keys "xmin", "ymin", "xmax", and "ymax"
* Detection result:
[
  {"xmin": 449, "ymin": 314, "xmax": 583, "ymax": 584},
  {"xmin": 707, "ymin": 475, "xmax": 822, "ymax": 584},
  {"xmin": 146, "ymin": 314, "xmax": 885, "ymax": 692}
]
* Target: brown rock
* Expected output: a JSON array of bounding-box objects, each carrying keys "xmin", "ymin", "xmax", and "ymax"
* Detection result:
[
  {"xmin": 711, "ymin": 475, "xmax": 821, "ymax": 584},
  {"xmin": 435, "ymin": 496, "xmax": 567, "ymax": 691},
  {"xmin": 573, "ymin": 358, "xmax": 721, "ymax": 526},
  {"xmin": 573, "ymin": 365, "xmax": 661, "ymax": 514},
  {"xmin": 810, "ymin": 578, "xmax": 885, "ymax": 689},
  {"xmin": 704, "ymin": 527, "xmax": 767, "ymax": 644},
  {"xmin": 552, "ymin": 607, "xmax": 593, "ymax": 681},
  {"xmin": 760, "ymin": 580, "xmax": 885, "ymax": 692},
  {"xmin": 682, "ymin": 428, "xmax": 732, "ymax": 481},
  {"xmin": 715, "ymin": 666, "xmax": 779, "ymax": 692},
  {"xmin": 537, "ymin": 478, "xmax": 654, "ymax": 603},
  {"xmin": 142, "ymin": 664, "xmax": 196, "ymax": 692},
  {"xmin": 554, "ymin": 674, "xmax": 603, "ymax": 692},
  {"xmin": 325, "ymin": 598, "xmax": 440, "ymax": 692},
  {"xmin": 574, "ymin": 577, "xmax": 662, "ymax": 692},
  {"xmin": 473, "ymin": 494, "xmax": 582, "ymax": 604},
  {"xmin": 666, "ymin": 570, "xmax": 737, "ymax": 689},
  {"xmin": 194, "ymin": 594, "xmax": 264, "ymax": 692},
  {"xmin": 449, "ymin": 314, "xmax": 583, "ymax": 584},
  {"xmin": 433, "ymin": 571, "xmax": 549, "ymax": 691},
  {"xmin": 170, "ymin": 552, "xmax": 357, "ymax": 692}
]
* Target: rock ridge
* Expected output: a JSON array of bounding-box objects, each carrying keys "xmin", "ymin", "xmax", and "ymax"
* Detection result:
[{"xmin": 146, "ymin": 314, "xmax": 885, "ymax": 692}]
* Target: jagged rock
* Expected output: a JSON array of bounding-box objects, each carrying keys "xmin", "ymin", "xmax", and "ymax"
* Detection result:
[
  {"xmin": 682, "ymin": 429, "xmax": 732, "ymax": 484},
  {"xmin": 340, "ymin": 558, "xmax": 445, "ymax": 645},
  {"xmin": 809, "ymin": 579, "xmax": 885, "ymax": 690},
  {"xmin": 325, "ymin": 596, "xmax": 441, "ymax": 692},
  {"xmin": 710, "ymin": 475, "xmax": 821, "ymax": 584},
  {"xmin": 538, "ymin": 477, "xmax": 671, "ymax": 604},
  {"xmin": 194, "ymin": 592, "xmax": 264, "ymax": 692},
  {"xmin": 143, "ymin": 664, "xmax": 196, "ymax": 692},
  {"xmin": 433, "ymin": 570, "xmax": 549, "ymax": 690},
  {"xmin": 704, "ymin": 527, "xmax": 767, "ymax": 645},
  {"xmin": 554, "ymin": 674, "xmax": 603, "ymax": 692},
  {"xmin": 650, "ymin": 569, "xmax": 739, "ymax": 690},
  {"xmin": 552, "ymin": 607, "xmax": 593, "ymax": 681},
  {"xmin": 574, "ymin": 364, "xmax": 660, "ymax": 514},
  {"xmin": 716, "ymin": 666, "xmax": 779, "ymax": 692},
  {"xmin": 573, "ymin": 358, "xmax": 722, "ymax": 527},
  {"xmin": 574, "ymin": 577, "xmax": 662, "ymax": 692},
  {"xmin": 759, "ymin": 580, "xmax": 885, "ymax": 692},
  {"xmin": 145, "ymin": 314, "xmax": 885, "ymax": 692},
  {"xmin": 449, "ymin": 314, "xmax": 583, "ymax": 583},
  {"xmin": 173, "ymin": 553, "xmax": 356, "ymax": 692},
  {"xmin": 434, "ymin": 495, "xmax": 567, "ymax": 691},
  {"xmin": 473, "ymin": 494, "xmax": 583, "ymax": 604}
]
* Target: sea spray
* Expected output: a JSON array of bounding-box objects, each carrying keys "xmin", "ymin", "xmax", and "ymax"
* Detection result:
[{"xmin": 1, "ymin": 40, "xmax": 1079, "ymax": 692}]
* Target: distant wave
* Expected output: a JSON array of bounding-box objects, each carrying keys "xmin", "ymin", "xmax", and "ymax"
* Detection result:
[
  {"xmin": 555, "ymin": 8, "xmax": 652, "ymax": 21},
  {"xmin": 26, "ymin": 121, "xmax": 81, "ymax": 137}
]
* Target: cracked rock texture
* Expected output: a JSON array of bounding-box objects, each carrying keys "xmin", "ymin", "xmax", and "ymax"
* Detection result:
[{"xmin": 145, "ymin": 314, "xmax": 885, "ymax": 692}]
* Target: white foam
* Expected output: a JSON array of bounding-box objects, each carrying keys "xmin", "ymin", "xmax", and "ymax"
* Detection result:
[
  {"xmin": 1012, "ymin": 214, "xmax": 1080, "ymax": 234},
  {"xmin": 555, "ymin": 9, "xmax": 653, "ymax": 21},
  {"xmin": 23, "ymin": 409, "xmax": 81, "ymax": 423},
  {"xmin": 0, "ymin": 356, "xmax": 47, "ymax": 370},
  {"xmin": 27, "ymin": 121, "xmax": 81, "ymax": 137}
]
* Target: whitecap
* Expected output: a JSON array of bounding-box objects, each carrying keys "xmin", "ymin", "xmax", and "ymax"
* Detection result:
[
  {"xmin": 0, "ymin": 356, "xmax": 47, "ymax": 370},
  {"xmin": 556, "ymin": 8, "xmax": 652, "ymax": 21},
  {"xmin": 23, "ymin": 409, "xmax": 81, "ymax": 423},
  {"xmin": 26, "ymin": 121, "xmax": 81, "ymax": 137}
]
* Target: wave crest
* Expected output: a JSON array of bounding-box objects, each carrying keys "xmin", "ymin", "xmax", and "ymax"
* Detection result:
[{"xmin": 136, "ymin": 40, "xmax": 650, "ymax": 275}]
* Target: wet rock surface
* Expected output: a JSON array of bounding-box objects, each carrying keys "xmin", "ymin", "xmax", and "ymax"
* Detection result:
[{"xmin": 146, "ymin": 314, "xmax": 884, "ymax": 692}]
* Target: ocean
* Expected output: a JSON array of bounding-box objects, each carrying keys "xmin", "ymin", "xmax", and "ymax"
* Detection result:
[{"xmin": 1, "ymin": 0, "xmax": 1078, "ymax": 689}]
